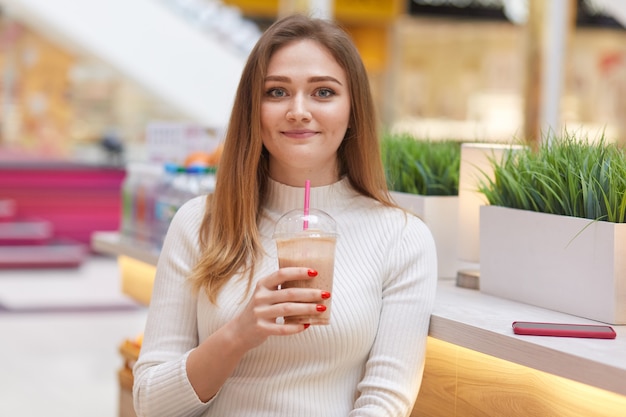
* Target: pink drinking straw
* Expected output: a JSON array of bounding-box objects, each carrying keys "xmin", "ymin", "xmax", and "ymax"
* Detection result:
[{"xmin": 303, "ymin": 179, "xmax": 310, "ymax": 230}]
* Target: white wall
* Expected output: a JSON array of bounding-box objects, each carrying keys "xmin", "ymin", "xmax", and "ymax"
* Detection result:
[{"xmin": 3, "ymin": 0, "xmax": 247, "ymax": 128}]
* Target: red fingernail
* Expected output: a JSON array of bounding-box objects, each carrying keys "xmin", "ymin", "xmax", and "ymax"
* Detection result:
[
  {"xmin": 316, "ymin": 304, "xmax": 327, "ymax": 312},
  {"xmin": 303, "ymin": 323, "xmax": 310, "ymax": 329},
  {"xmin": 321, "ymin": 291, "xmax": 331, "ymax": 299},
  {"xmin": 307, "ymin": 269, "xmax": 318, "ymax": 277}
]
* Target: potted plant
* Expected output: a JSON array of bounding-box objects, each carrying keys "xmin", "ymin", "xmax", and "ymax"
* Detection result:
[
  {"xmin": 381, "ymin": 132, "xmax": 462, "ymax": 278},
  {"xmin": 478, "ymin": 132, "xmax": 626, "ymax": 324}
]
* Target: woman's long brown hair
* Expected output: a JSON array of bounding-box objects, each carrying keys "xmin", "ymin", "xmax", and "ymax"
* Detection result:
[{"xmin": 190, "ymin": 14, "xmax": 395, "ymax": 302}]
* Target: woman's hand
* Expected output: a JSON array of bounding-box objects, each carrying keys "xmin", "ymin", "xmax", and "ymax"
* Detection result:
[
  {"xmin": 232, "ymin": 267, "xmax": 328, "ymax": 351},
  {"xmin": 187, "ymin": 267, "xmax": 329, "ymax": 402}
]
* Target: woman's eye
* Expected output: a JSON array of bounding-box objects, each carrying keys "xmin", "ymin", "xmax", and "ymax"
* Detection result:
[
  {"xmin": 316, "ymin": 88, "xmax": 335, "ymax": 98},
  {"xmin": 266, "ymin": 88, "xmax": 286, "ymax": 98}
]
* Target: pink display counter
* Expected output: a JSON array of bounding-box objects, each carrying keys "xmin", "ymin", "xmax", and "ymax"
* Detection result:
[{"xmin": 0, "ymin": 162, "xmax": 124, "ymax": 250}]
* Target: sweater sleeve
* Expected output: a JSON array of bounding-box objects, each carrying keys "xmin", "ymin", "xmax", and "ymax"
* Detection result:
[
  {"xmin": 133, "ymin": 197, "xmax": 212, "ymax": 417},
  {"xmin": 350, "ymin": 215, "xmax": 438, "ymax": 417}
]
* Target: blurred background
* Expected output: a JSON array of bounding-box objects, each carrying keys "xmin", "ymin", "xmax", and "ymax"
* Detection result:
[
  {"xmin": 0, "ymin": 0, "xmax": 624, "ymax": 163},
  {"xmin": 0, "ymin": 0, "xmax": 625, "ymax": 416}
]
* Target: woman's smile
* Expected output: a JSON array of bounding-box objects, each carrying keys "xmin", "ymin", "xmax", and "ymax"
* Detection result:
[{"xmin": 281, "ymin": 129, "xmax": 319, "ymax": 139}]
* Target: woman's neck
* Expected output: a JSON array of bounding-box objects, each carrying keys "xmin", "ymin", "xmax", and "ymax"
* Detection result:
[
  {"xmin": 267, "ymin": 161, "xmax": 340, "ymax": 187},
  {"xmin": 264, "ymin": 177, "xmax": 353, "ymax": 214}
]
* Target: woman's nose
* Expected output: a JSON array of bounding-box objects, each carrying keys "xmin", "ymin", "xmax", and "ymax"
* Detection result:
[{"xmin": 286, "ymin": 95, "xmax": 312, "ymax": 122}]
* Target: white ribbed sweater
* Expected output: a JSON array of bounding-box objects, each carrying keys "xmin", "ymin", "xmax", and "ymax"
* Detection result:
[{"xmin": 133, "ymin": 178, "xmax": 437, "ymax": 417}]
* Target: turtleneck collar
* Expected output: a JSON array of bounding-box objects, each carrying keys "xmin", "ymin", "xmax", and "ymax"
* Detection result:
[{"xmin": 265, "ymin": 177, "xmax": 357, "ymax": 215}]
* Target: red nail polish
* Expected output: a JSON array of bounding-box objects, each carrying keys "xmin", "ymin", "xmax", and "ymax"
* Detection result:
[
  {"xmin": 307, "ymin": 269, "xmax": 318, "ymax": 277},
  {"xmin": 316, "ymin": 304, "xmax": 327, "ymax": 312},
  {"xmin": 303, "ymin": 323, "xmax": 310, "ymax": 329},
  {"xmin": 321, "ymin": 291, "xmax": 331, "ymax": 299}
]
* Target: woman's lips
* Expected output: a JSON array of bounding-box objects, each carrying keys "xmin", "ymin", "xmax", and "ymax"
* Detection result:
[{"xmin": 282, "ymin": 130, "xmax": 318, "ymax": 139}]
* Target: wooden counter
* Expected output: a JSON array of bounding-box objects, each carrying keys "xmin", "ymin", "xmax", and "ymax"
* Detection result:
[{"xmin": 431, "ymin": 280, "xmax": 625, "ymax": 396}]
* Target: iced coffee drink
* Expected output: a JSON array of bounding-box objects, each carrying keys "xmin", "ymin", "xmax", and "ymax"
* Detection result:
[{"xmin": 274, "ymin": 209, "xmax": 337, "ymax": 325}]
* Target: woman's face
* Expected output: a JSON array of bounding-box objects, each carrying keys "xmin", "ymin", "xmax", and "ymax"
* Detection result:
[{"xmin": 261, "ymin": 39, "xmax": 351, "ymax": 187}]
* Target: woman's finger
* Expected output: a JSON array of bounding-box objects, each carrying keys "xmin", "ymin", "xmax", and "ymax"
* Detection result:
[{"xmin": 259, "ymin": 266, "xmax": 315, "ymax": 289}]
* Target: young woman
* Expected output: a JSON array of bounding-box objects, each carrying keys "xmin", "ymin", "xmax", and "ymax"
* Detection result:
[{"xmin": 133, "ymin": 14, "xmax": 437, "ymax": 417}]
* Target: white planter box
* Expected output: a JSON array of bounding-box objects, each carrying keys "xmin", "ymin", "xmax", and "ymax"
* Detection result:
[
  {"xmin": 480, "ymin": 205, "xmax": 626, "ymax": 324},
  {"xmin": 391, "ymin": 192, "xmax": 460, "ymax": 279}
]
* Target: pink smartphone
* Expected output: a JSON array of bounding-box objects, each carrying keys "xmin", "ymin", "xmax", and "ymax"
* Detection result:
[{"xmin": 512, "ymin": 321, "xmax": 616, "ymax": 339}]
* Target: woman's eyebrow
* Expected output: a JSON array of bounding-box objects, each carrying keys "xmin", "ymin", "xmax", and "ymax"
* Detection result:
[
  {"xmin": 308, "ymin": 76, "xmax": 343, "ymax": 86},
  {"xmin": 264, "ymin": 75, "xmax": 343, "ymax": 86},
  {"xmin": 265, "ymin": 75, "xmax": 290, "ymax": 82}
]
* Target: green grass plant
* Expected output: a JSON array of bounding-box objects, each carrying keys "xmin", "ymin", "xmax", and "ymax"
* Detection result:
[
  {"xmin": 479, "ymin": 132, "xmax": 626, "ymax": 223},
  {"xmin": 381, "ymin": 133, "xmax": 461, "ymax": 196}
]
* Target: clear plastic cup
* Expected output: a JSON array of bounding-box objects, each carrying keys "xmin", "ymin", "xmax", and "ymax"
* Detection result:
[{"xmin": 273, "ymin": 208, "xmax": 337, "ymax": 325}]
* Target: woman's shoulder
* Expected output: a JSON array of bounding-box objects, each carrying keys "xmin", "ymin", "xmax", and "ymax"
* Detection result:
[
  {"xmin": 168, "ymin": 195, "xmax": 209, "ymax": 233},
  {"xmin": 177, "ymin": 194, "xmax": 208, "ymax": 216},
  {"xmin": 351, "ymin": 193, "xmax": 418, "ymax": 218},
  {"xmin": 379, "ymin": 203, "xmax": 427, "ymax": 230},
  {"xmin": 345, "ymin": 195, "xmax": 427, "ymax": 231}
]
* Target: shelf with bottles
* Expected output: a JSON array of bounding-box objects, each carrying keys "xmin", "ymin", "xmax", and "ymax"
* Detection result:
[{"xmin": 119, "ymin": 161, "xmax": 217, "ymax": 254}]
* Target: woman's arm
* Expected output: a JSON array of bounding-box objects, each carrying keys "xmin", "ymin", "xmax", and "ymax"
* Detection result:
[
  {"xmin": 350, "ymin": 216, "xmax": 438, "ymax": 417},
  {"xmin": 133, "ymin": 197, "xmax": 328, "ymax": 417},
  {"xmin": 132, "ymin": 197, "xmax": 213, "ymax": 417},
  {"xmin": 185, "ymin": 266, "xmax": 324, "ymax": 402}
]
